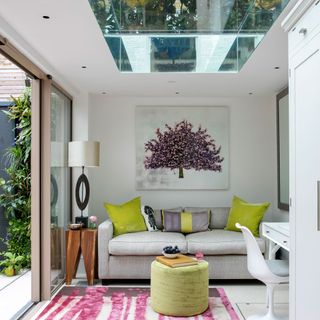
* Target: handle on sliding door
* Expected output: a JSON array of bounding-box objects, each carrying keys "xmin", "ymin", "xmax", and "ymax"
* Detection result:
[{"xmin": 318, "ymin": 181, "xmax": 320, "ymax": 231}]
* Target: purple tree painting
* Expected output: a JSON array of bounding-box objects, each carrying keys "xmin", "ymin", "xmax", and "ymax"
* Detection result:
[{"xmin": 144, "ymin": 120, "xmax": 224, "ymax": 178}]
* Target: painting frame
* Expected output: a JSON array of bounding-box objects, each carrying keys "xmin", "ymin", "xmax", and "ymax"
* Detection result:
[{"xmin": 135, "ymin": 106, "xmax": 229, "ymax": 190}]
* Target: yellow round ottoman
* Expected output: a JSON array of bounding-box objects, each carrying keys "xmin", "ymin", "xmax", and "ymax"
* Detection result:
[{"xmin": 150, "ymin": 260, "xmax": 209, "ymax": 316}]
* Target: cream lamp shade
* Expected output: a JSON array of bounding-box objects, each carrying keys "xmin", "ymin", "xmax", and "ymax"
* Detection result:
[
  {"xmin": 68, "ymin": 141, "xmax": 100, "ymax": 227},
  {"xmin": 68, "ymin": 141, "xmax": 100, "ymax": 168}
]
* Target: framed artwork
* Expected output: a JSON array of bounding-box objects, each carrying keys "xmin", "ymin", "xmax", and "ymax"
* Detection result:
[
  {"xmin": 135, "ymin": 106, "xmax": 229, "ymax": 190},
  {"xmin": 277, "ymin": 88, "xmax": 289, "ymax": 210}
]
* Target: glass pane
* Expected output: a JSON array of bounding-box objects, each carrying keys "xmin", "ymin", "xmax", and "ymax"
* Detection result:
[
  {"xmin": 240, "ymin": 0, "xmax": 290, "ymax": 33},
  {"xmin": 50, "ymin": 87, "xmax": 71, "ymax": 292},
  {"xmin": 236, "ymin": 0, "xmax": 289, "ymax": 69},
  {"xmin": 88, "ymin": 0, "xmax": 289, "ymax": 73},
  {"xmin": 0, "ymin": 105, "xmax": 15, "ymax": 254}
]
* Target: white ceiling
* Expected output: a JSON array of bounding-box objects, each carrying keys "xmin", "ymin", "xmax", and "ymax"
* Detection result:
[{"xmin": 0, "ymin": 0, "xmax": 296, "ymax": 97}]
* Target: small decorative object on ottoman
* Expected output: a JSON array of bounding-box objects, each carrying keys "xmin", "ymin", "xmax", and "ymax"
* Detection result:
[{"xmin": 151, "ymin": 260, "xmax": 209, "ymax": 316}]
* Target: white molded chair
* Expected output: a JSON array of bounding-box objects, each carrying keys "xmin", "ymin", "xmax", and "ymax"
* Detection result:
[{"xmin": 236, "ymin": 223, "xmax": 289, "ymax": 320}]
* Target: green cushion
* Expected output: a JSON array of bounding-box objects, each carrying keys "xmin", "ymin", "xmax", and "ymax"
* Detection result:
[
  {"xmin": 104, "ymin": 197, "xmax": 147, "ymax": 236},
  {"xmin": 225, "ymin": 196, "xmax": 270, "ymax": 237}
]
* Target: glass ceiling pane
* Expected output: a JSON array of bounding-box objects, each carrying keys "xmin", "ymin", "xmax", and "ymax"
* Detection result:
[{"xmin": 89, "ymin": 0, "xmax": 289, "ymax": 73}]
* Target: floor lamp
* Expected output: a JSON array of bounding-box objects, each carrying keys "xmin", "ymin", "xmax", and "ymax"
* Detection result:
[{"xmin": 68, "ymin": 141, "xmax": 100, "ymax": 228}]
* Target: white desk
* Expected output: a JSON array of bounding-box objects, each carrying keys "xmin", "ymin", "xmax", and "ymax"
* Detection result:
[{"xmin": 261, "ymin": 222, "xmax": 289, "ymax": 259}]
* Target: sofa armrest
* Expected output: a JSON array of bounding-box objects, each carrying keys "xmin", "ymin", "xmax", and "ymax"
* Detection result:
[{"xmin": 98, "ymin": 219, "xmax": 113, "ymax": 278}]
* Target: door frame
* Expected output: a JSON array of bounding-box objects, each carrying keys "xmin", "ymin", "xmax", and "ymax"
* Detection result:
[{"xmin": 0, "ymin": 36, "xmax": 73, "ymax": 301}]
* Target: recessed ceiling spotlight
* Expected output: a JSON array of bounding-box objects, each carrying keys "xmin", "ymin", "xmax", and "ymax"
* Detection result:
[
  {"xmin": 81, "ymin": 66, "xmax": 87, "ymax": 69},
  {"xmin": 274, "ymin": 66, "xmax": 280, "ymax": 70},
  {"xmin": 42, "ymin": 15, "xmax": 50, "ymax": 19}
]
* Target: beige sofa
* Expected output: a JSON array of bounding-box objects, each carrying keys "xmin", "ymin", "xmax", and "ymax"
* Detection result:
[{"xmin": 98, "ymin": 207, "xmax": 265, "ymax": 282}]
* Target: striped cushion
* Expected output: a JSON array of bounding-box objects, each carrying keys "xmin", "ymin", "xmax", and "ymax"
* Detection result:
[{"xmin": 162, "ymin": 210, "xmax": 209, "ymax": 233}]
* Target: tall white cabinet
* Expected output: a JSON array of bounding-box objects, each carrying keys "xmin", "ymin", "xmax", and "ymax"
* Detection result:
[{"xmin": 283, "ymin": 1, "xmax": 320, "ymax": 319}]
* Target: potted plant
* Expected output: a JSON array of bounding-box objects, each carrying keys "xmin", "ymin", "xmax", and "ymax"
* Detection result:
[
  {"xmin": 0, "ymin": 252, "xmax": 24, "ymax": 276},
  {"xmin": 88, "ymin": 215, "xmax": 98, "ymax": 229}
]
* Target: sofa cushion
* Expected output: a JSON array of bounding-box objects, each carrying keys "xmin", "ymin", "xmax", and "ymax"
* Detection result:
[
  {"xmin": 154, "ymin": 207, "xmax": 182, "ymax": 230},
  {"xmin": 184, "ymin": 207, "xmax": 230, "ymax": 229},
  {"xmin": 225, "ymin": 196, "xmax": 270, "ymax": 237},
  {"xmin": 162, "ymin": 210, "xmax": 209, "ymax": 233},
  {"xmin": 141, "ymin": 206, "xmax": 158, "ymax": 231},
  {"xmin": 104, "ymin": 197, "xmax": 147, "ymax": 236},
  {"xmin": 186, "ymin": 230, "xmax": 265, "ymax": 255},
  {"xmin": 210, "ymin": 207, "xmax": 230, "ymax": 229},
  {"xmin": 109, "ymin": 231, "xmax": 187, "ymax": 255}
]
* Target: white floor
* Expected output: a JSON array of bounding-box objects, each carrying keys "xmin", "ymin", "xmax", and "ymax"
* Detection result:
[
  {"xmin": 222, "ymin": 282, "xmax": 289, "ymax": 319},
  {"xmin": 0, "ymin": 270, "xmax": 32, "ymax": 320},
  {"xmin": 23, "ymin": 280, "xmax": 289, "ymax": 320}
]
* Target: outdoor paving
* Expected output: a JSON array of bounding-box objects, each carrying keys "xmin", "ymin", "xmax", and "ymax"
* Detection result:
[{"xmin": 0, "ymin": 270, "xmax": 31, "ymax": 319}]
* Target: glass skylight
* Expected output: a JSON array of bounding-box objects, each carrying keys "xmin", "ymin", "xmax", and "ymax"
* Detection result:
[{"xmin": 89, "ymin": 0, "xmax": 289, "ymax": 73}]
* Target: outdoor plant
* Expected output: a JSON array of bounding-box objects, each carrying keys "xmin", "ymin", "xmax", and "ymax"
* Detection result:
[
  {"xmin": 0, "ymin": 89, "xmax": 31, "ymax": 269},
  {"xmin": 0, "ymin": 252, "xmax": 24, "ymax": 276}
]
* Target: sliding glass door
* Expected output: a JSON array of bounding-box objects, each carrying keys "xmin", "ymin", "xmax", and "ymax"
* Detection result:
[
  {"xmin": 1, "ymin": 36, "xmax": 73, "ymax": 300},
  {"xmin": 50, "ymin": 86, "xmax": 72, "ymax": 292}
]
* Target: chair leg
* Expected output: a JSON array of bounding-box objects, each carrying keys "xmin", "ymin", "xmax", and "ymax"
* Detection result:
[
  {"xmin": 248, "ymin": 285, "xmax": 281, "ymax": 320},
  {"xmin": 266, "ymin": 284, "xmax": 276, "ymax": 318},
  {"xmin": 247, "ymin": 284, "xmax": 288, "ymax": 320}
]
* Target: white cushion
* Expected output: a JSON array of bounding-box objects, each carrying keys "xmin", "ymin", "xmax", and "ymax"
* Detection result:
[
  {"xmin": 186, "ymin": 230, "xmax": 265, "ymax": 255},
  {"xmin": 141, "ymin": 206, "xmax": 158, "ymax": 231},
  {"xmin": 109, "ymin": 231, "xmax": 187, "ymax": 255}
]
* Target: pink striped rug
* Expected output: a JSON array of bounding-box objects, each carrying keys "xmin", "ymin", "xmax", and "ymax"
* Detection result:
[{"xmin": 34, "ymin": 286, "xmax": 239, "ymax": 320}]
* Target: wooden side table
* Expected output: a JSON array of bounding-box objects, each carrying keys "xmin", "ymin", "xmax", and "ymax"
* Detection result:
[{"xmin": 66, "ymin": 228, "xmax": 97, "ymax": 285}]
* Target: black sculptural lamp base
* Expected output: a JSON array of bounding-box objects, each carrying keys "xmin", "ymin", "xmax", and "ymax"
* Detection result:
[
  {"xmin": 74, "ymin": 167, "xmax": 90, "ymax": 229},
  {"xmin": 75, "ymin": 216, "xmax": 88, "ymax": 228}
]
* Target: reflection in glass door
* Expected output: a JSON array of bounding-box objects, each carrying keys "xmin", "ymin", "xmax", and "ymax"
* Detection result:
[{"xmin": 50, "ymin": 86, "xmax": 71, "ymax": 292}]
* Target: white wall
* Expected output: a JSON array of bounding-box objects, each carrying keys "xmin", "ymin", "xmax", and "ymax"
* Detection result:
[{"xmin": 88, "ymin": 94, "xmax": 288, "ymax": 225}]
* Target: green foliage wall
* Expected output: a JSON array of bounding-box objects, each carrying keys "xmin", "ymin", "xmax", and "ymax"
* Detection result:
[{"xmin": 0, "ymin": 89, "xmax": 31, "ymax": 268}]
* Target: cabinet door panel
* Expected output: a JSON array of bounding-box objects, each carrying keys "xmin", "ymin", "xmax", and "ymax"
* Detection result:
[{"xmin": 293, "ymin": 34, "xmax": 320, "ymax": 320}]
